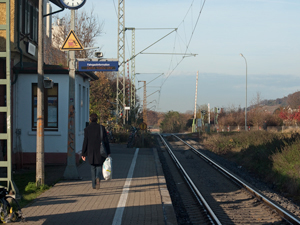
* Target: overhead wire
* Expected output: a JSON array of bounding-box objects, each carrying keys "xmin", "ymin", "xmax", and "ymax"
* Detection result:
[
  {"xmin": 185, "ymin": 0, "xmax": 206, "ymax": 56},
  {"xmin": 112, "ymin": 0, "xmax": 118, "ymax": 18},
  {"xmin": 161, "ymin": 0, "xmax": 206, "ymax": 88},
  {"xmin": 154, "ymin": 0, "xmax": 200, "ymax": 108},
  {"xmin": 166, "ymin": 0, "xmax": 195, "ymax": 76},
  {"xmin": 125, "ymin": 32, "xmax": 132, "ymax": 59},
  {"xmin": 111, "ymin": 0, "xmax": 206, "ymax": 111},
  {"xmin": 177, "ymin": 0, "xmax": 196, "ymax": 28}
]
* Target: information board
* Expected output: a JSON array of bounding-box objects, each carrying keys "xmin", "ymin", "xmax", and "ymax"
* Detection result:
[{"xmin": 78, "ymin": 61, "xmax": 119, "ymax": 72}]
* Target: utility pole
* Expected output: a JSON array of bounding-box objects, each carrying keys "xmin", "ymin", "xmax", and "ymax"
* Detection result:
[
  {"xmin": 142, "ymin": 81, "xmax": 146, "ymax": 147},
  {"xmin": 63, "ymin": 9, "xmax": 79, "ymax": 179},
  {"xmin": 208, "ymin": 103, "xmax": 210, "ymax": 124},
  {"xmin": 192, "ymin": 71, "xmax": 199, "ymax": 132},
  {"xmin": 125, "ymin": 28, "xmax": 136, "ymax": 112},
  {"xmin": 207, "ymin": 103, "xmax": 210, "ymax": 133},
  {"xmin": 36, "ymin": 0, "xmax": 45, "ymax": 186},
  {"xmin": 240, "ymin": 53, "xmax": 248, "ymax": 131},
  {"xmin": 143, "ymin": 81, "xmax": 147, "ymax": 124},
  {"xmin": 117, "ymin": 0, "xmax": 126, "ymax": 125},
  {"xmin": 138, "ymin": 81, "xmax": 147, "ymax": 123},
  {"xmin": 131, "ymin": 29, "xmax": 135, "ymax": 110}
]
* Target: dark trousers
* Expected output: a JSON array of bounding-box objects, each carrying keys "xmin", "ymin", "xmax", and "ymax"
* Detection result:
[{"xmin": 91, "ymin": 164, "xmax": 101, "ymax": 188}]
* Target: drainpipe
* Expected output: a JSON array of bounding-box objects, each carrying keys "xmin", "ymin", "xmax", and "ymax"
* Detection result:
[{"xmin": 12, "ymin": 0, "xmax": 23, "ymax": 85}]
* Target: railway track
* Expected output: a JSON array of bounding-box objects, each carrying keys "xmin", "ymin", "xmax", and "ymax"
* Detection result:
[{"xmin": 158, "ymin": 134, "xmax": 300, "ymax": 225}]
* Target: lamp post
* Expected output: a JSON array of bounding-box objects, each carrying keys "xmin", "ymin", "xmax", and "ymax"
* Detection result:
[
  {"xmin": 240, "ymin": 53, "xmax": 247, "ymax": 131},
  {"xmin": 138, "ymin": 81, "xmax": 147, "ymax": 123}
]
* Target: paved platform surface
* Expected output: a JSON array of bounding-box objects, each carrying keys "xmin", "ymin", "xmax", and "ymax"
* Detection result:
[{"xmin": 17, "ymin": 144, "xmax": 177, "ymax": 225}]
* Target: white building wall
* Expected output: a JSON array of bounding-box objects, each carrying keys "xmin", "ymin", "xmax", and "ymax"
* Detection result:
[
  {"xmin": 46, "ymin": 2, "xmax": 52, "ymax": 41},
  {"xmin": 13, "ymin": 73, "xmax": 90, "ymax": 157},
  {"xmin": 51, "ymin": 20, "xmax": 65, "ymax": 49},
  {"xmin": 75, "ymin": 75, "xmax": 90, "ymax": 153}
]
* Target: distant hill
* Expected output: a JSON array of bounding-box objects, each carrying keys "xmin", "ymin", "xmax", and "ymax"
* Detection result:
[
  {"xmin": 260, "ymin": 97, "xmax": 288, "ymax": 107},
  {"xmin": 258, "ymin": 91, "xmax": 300, "ymax": 113}
]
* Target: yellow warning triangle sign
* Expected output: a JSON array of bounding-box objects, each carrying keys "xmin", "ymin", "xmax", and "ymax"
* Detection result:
[{"xmin": 60, "ymin": 30, "xmax": 84, "ymax": 51}]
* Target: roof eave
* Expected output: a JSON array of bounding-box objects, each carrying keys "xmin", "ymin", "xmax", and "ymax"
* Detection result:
[
  {"xmin": 49, "ymin": 0, "xmax": 65, "ymax": 9},
  {"xmin": 77, "ymin": 71, "xmax": 99, "ymax": 81}
]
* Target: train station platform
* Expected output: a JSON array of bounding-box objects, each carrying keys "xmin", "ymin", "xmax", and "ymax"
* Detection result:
[{"xmin": 17, "ymin": 144, "xmax": 177, "ymax": 225}]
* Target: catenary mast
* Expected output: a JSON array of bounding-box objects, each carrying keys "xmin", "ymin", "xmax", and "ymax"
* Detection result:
[{"xmin": 192, "ymin": 71, "xmax": 199, "ymax": 132}]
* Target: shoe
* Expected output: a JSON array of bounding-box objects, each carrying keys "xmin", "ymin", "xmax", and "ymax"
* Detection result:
[
  {"xmin": 96, "ymin": 178, "xmax": 100, "ymax": 190},
  {"xmin": 92, "ymin": 187, "xmax": 96, "ymax": 189}
]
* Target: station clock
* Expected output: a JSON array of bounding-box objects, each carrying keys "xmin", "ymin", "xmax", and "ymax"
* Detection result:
[{"xmin": 60, "ymin": 0, "xmax": 86, "ymax": 9}]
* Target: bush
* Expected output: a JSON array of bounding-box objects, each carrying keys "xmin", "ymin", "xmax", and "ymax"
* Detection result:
[
  {"xmin": 201, "ymin": 131, "xmax": 300, "ymax": 201},
  {"xmin": 271, "ymin": 138, "xmax": 300, "ymax": 197},
  {"xmin": 25, "ymin": 182, "xmax": 49, "ymax": 193},
  {"xmin": 204, "ymin": 131, "xmax": 280, "ymax": 154},
  {"xmin": 24, "ymin": 182, "xmax": 37, "ymax": 193}
]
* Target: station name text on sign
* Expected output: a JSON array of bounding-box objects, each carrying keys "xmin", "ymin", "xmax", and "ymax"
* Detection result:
[{"xmin": 78, "ymin": 61, "xmax": 119, "ymax": 72}]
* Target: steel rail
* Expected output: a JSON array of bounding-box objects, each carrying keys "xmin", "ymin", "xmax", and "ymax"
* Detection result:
[
  {"xmin": 173, "ymin": 134, "xmax": 300, "ymax": 225},
  {"xmin": 158, "ymin": 134, "xmax": 221, "ymax": 225}
]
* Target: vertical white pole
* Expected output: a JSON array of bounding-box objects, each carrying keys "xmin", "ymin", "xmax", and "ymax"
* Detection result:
[
  {"xmin": 64, "ymin": 9, "xmax": 79, "ymax": 179},
  {"xmin": 36, "ymin": 0, "xmax": 45, "ymax": 186},
  {"xmin": 194, "ymin": 71, "xmax": 199, "ymax": 120}
]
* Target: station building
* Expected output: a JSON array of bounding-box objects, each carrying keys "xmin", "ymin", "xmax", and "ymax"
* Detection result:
[{"xmin": 0, "ymin": 0, "xmax": 98, "ymax": 169}]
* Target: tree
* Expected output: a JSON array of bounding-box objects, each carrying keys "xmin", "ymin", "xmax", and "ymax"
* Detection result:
[
  {"xmin": 147, "ymin": 110, "xmax": 159, "ymax": 126},
  {"xmin": 265, "ymin": 113, "xmax": 282, "ymax": 126},
  {"xmin": 159, "ymin": 111, "xmax": 192, "ymax": 133},
  {"xmin": 160, "ymin": 111, "xmax": 182, "ymax": 133},
  {"xmin": 232, "ymin": 106, "xmax": 244, "ymax": 126},
  {"xmin": 292, "ymin": 108, "xmax": 300, "ymax": 122},
  {"xmin": 50, "ymin": 7, "xmax": 104, "ymax": 64},
  {"xmin": 248, "ymin": 92, "xmax": 265, "ymax": 128},
  {"xmin": 89, "ymin": 72, "xmax": 114, "ymax": 124},
  {"xmin": 88, "ymin": 71, "xmax": 141, "ymax": 128},
  {"xmin": 279, "ymin": 106, "xmax": 300, "ymax": 126},
  {"xmin": 44, "ymin": 34, "xmax": 67, "ymax": 66},
  {"xmin": 287, "ymin": 91, "xmax": 300, "ymax": 109}
]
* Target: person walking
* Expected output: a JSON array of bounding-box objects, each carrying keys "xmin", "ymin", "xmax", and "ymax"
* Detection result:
[
  {"xmin": 263, "ymin": 120, "xmax": 267, "ymax": 131},
  {"xmin": 81, "ymin": 113, "xmax": 111, "ymax": 189}
]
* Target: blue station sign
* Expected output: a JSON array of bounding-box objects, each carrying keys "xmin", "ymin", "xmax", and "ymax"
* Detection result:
[{"xmin": 78, "ymin": 61, "xmax": 119, "ymax": 72}]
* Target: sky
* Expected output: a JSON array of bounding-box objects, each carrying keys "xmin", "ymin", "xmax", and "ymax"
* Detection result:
[{"xmin": 52, "ymin": 0, "xmax": 300, "ymax": 113}]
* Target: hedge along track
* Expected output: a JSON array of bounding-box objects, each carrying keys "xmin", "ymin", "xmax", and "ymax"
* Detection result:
[{"xmin": 159, "ymin": 134, "xmax": 300, "ymax": 225}]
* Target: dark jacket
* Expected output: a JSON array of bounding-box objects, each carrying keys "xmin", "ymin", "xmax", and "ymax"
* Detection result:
[{"xmin": 81, "ymin": 122, "xmax": 111, "ymax": 165}]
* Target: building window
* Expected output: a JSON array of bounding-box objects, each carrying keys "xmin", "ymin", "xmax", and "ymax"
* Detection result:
[
  {"xmin": 86, "ymin": 87, "xmax": 89, "ymax": 127},
  {"xmin": 33, "ymin": 8, "xmax": 38, "ymax": 42},
  {"xmin": 78, "ymin": 84, "xmax": 81, "ymax": 131},
  {"xmin": 19, "ymin": 0, "xmax": 23, "ymax": 33},
  {"xmin": 83, "ymin": 86, "xmax": 86, "ymax": 130},
  {"xmin": 20, "ymin": 0, "xmax": 38, "ymax": 43},
  {"xmin": 26, "ymin": 1, "xmax": 30, "ymax": 35},
  {"xmin": 32, "ymin": 83, "xmax": 58, "ymax": 131}
]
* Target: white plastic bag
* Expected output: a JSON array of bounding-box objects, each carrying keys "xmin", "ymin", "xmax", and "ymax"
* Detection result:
[{"xmin": 102, "ymin": 157, "xmax": 112, "ymax": 180}]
